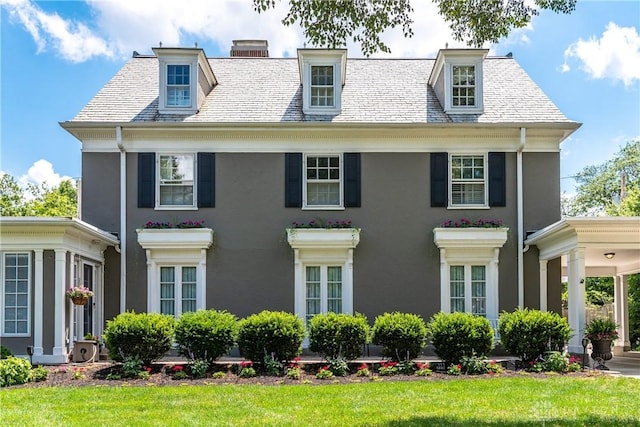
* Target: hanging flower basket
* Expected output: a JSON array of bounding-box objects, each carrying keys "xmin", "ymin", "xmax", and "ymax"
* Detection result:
[
  {"xmin": 66, "ymin": 286, "xmax": 93, "ymax": 305},
  {"xmin": 71, "ymin": 296, "xmax": 88, "ymax": 306}
]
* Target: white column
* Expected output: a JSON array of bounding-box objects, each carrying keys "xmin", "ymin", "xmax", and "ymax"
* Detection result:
[
  {"xmin": 614, "ymin": 274, "xmax": 630, "ymax": 353},
  {"xmin": 567, "ymin": 248, "xmax": 586, "ymax": 353},
  {"xmin": 539, "ymin": 259, "xmax": 548, "ymax": 311},
  {"xmin": 344, "ymin": 248, "xmax": 354, "ymax": 314},
  {"xmin": 53, "ymin": 249, "xmax": 68, "ymax": 361},
  {"xmin": 293, "ymin": 249, "xmax": 303, "ymax": 318},
  {"xmin": 439, "ymin": 249, "xmax": 449, "ymax": 313},
  {"xmin": 198, "ymin": 249, "xmax": 207, "ymax": 310},
  {"xmin": 33, "ymin": 250, "xmax": 44, "ymax": 357}
]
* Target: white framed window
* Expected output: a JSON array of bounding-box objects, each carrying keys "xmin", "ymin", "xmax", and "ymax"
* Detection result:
[
  {"xmin": 310, "ymin": 66, "xmax": 335, "ymax": 107},
  {"xmin": 1, "ymin": 252, "xmax": 31, "ymax": 336},
  {"xmin": 298, "ymin": 50, "xmax": 345, "ymax": 115},
  {"xmin": 452, "ymin": 65, "xmax": 476, "ymax": 107},
  {"xmin": 450, "ymin": 154, "xmax": 487, "ymax": 207},
  {"xmin": 449, "ymin": 265, "xmax": 486, "ymax": 316},
  {"xmin": 304, "ymin": 154, "xmax": 343, "ymax": 209},
  {"xmin": 157, "ymin": 154, "xmax": 196, "ymax": 208},
  {"xmin": 159, "ymin": 266, "xmax": 198, "ymax": 317},
  {"xmin": 305, "ymin": 265, "xmax": 343, "ymax": 324},
  {"xmin": 167, "ymin": 64, "xmax": 191, "ymax": 107}
]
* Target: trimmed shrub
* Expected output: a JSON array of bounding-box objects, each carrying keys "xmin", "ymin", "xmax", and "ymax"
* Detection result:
[
  {"xmin": 0, "ymin": 357, "xmax": 32, "ymax": 387},
  {"xmin": 498, "ymin": 308, "xmax": 571, "ymax": 364},
  {"xmin": 237, "ymin": 310, "xmax": 305, "ymax": 364},
  {"xmin": 103, "ymin": 311, "xmax": 175, "ymax": 365},
  {"xmin": 428, "ymin": 312, "xmax": 494, "ymax": 365},
  {"xmin": 174, "ymin": 309, "xmax": 239, "ymax": 363},
  {"xmin": 0, "ymin": 345, "xmax": 13, "ymax": 359},
  {"xmin": 371, "ymin": 312, "xmax": 427, "ymax": 361},
  {"xmin": 308, "ymin": 312, "xmax": 369, "ymax": 361}
]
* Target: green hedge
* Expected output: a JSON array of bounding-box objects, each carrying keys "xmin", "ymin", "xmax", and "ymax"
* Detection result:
[
  {"xmin": 103, "ymin": 311, "xmax": 175, "ymax": 365},
  {"xmin": 237, "ymin": 310, "xmax": 305, "ymax": 364},
  {"xmin": 428, "ymin": 311, "xmax": 494, "ymax": 365},
  {"xmin": 308, "ymin": 312, "xmax": 369, "ymax": 361},
  {"xmin": 371, "ymin": 312, "xmax": 427, "ymax": 361},
  {"xmin": 498, "ymin": 308, "xmax": 571, "ymax": 363},
  {"xmin": 174, "ymin": 310, "xmax": 239, "ymax": 363},
  {"xmin": 0, "ymin": 357, "xmax": 31, "ymax": 387}
]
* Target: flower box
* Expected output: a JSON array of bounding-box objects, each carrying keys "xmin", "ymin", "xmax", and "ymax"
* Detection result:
[
  {"xmin": 433, "ymin": 227, "xmax": 508, "ymax": 249},
  {"xmin": 286, "ymin": 228, "xmax": 361, "ymax": 249},
  {"xmin": 137, "ymin": 228, "xmax": 214, "ymax": 250}
]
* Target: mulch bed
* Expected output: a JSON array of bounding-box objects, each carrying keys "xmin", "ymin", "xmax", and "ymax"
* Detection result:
[{"xmin": 12, "ymin": 361, "xmax": 602, "ymax": 388}]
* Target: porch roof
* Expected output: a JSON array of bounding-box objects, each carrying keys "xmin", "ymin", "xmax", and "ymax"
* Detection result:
[{"xmin": 525, "ymin": 217, "xmax": 640, "ymax": 277}]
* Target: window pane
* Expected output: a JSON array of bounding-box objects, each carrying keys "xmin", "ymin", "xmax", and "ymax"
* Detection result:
[
  {"xmin": 327, "ymin": 267, "xmax": 342, "ymax": 313},
  {"xmin": 306, "ymin": 267, "xmax": 321, "ymax": 323},
  {"xmin": 471, "ymin": 266, "xmax": 486, "ymax": 316},
  {"xmin": 167, "ymin": 65, "xmax": 190, "ymax": 107},
  {"xmin": 160, "ymin": 267, "xmax": 175, "ymax": 316},
  {"xmin": 182, "ymin": 267, "xmax": 197, "ymax": 314},
  {"xmin": 310, "ymin": 66, "xmax": 334, "ymax": 107},
  {"xmin": 450, "ymin": 266, "xmax": 465, "ymax": 313},
  {"xmin": 4, "ymin": 253, "xmax": 29, "ymax": 335},
  {"xmin": 159, "ymin": 155, "xmax": 194, "ymax": 206}
]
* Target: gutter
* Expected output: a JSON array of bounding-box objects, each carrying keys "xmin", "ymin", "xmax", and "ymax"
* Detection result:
[
  {"xmin": 116, "ymin": 126, "xmax": 126, "ymax": 313},
  {"xmin": 517, "ymin": 128, "xmax": 526, "ymax": 308}
]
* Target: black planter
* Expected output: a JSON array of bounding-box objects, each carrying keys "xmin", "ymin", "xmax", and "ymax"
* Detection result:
[{"xmin": 590, "ymin": 339, "xmax": 613, "ymax": 370}]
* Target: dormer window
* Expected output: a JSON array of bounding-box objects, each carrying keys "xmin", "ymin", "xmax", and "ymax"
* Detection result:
[
  {"xmin": 167, "ymin": 65, "xmax": 191, "ymax": 107},
  {"xmin": 152, "ymin": 47, "xmax": 217, "ymax": 115},
  {"xmin": 311, "ymin": 66, "xmax": 335, "ymax": 107},
  {"xmin": 298, "ymin": 49, "xmax": 347, "ymax": 116},
  {"xmin": 428, "ymin": 49, "xmax": 487, "ymax": 115},
  {"xmin": 452, "ymin": 65, "xmax": 476, "ymax": 107}
]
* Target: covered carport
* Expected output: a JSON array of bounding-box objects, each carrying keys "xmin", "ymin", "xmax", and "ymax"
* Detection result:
[{"xmin": 525, "ymin": 217, "xmax": 640, "ymax": 354}]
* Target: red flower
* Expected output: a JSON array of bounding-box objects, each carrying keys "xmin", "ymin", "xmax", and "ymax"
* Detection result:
[
  {"xmin": 358, "ymin": 363, "xmax": 369, "ymax": 370},
  {"xmin": 240, "ymin": 360, "xmax": 253, "ymax": 368},
  {"xmin": 416, "ymin": 362, "xmax": 429, "ymax": 370},
  {"xmin": 144, "ymin": 366, "xmax": 152, "ymax": 373},
  {"xmin": 172, "ymin": 365, "xmax": 184, "ymax": 372},
  {"xmin": 319, "ymin": 365, "xmax": 330, "ymax": 372}
]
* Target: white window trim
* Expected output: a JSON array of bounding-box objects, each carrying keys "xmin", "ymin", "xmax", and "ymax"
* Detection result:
[
  {"xmin": 287, "ymin": 228, "xmax": 360, "ymax": 345},
  {"xmin": 301, "ymin": 57, "xmax": 343, "ymax": 115},
  {"xmin": 303, "ymin": 153, "xmax": 344, "ymax": 210},
  {"xmin": 444, "ymin": 58, "xmax": 484, "ymax": 114},
  {"xmin": 156, "ymin": 153, "xmax": 197, "ymax": 210},
  {"xmin": 448, "ymin": 153, "xmax": 488, "ymax": 209},
  {"xmin": 1, "ymin": 252, "xmax": 31, "ymax": 337},
  {"xmin": 137, "ymin": 228, "xmax": 213, "ymax": 315},
  {"xmin": 157, "ymin": 58, "xmax": 198, "ymax": 114},
  {"xmin": 434, "ymin": 227, "xmax": 508, "ymax": 326}
]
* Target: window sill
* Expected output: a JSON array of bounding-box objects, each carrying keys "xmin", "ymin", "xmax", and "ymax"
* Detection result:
[
  {"xmin": 155, "ymin": 206, "xmax": 199, "ymax": 211},
  {"xmin": 137, "ymin": 228, "xmax": 214, "ymax": 250},
  {"xmin": 447, "ymin": 205, "xmax": 490, "ymax": 210},
  {"xmin": 302, "ymin": 206, "xmax": 345, "ymax": 211}
]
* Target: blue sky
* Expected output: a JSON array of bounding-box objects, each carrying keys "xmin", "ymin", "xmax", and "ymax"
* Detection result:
[{"xmin": 1, "ymin": 0, "xmax": 638, "ymax": 195}]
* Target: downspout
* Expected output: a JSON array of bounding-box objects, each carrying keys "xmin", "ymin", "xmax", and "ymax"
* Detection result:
[
  {"xmin": 517, "ymin": 127, "xmax": 526, "ymax": 308},
  {"xmin": 116, "ymin": 126, "xmax": 126, "ymax": 313}
]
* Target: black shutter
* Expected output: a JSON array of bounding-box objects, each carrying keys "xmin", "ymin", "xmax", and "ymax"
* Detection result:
[
  {"xmin": 138, "ymin": 153, "xmax": 155, "ymax": 208},
  {"xmin": 488, "ymin": 152, "xmax": 506, "ymax": 207},
  {"xmin": 430, "ymin": 152, "xmax": 448, "ymax": 207},
  {"xmin": 343, "ymin": 153, "xmax": 361, "ymax": 208},
  {"xmin": 285, "ymin": 153, "xmax": 302, "ymax": 208},
  {"xmin": 197, "ymin": 153, "xmax": 215, "ymax": 208}
]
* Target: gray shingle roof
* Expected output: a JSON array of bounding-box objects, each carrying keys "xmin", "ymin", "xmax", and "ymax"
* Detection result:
[{"xmin": 70, "ymin": 55, "xmax": 574, "ymax": 124}]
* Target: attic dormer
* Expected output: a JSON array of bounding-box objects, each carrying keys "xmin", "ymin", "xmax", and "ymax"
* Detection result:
[
  {"xmin": 297, "ymin": 49, "xmax": 347, "ymax": 116},
  {"xmin": 152, "ymin": 46, "xmax": 217, "ymax": 115},
  {"xmin": 428, "ymin": 49, "xmax": 488, "ymax": 115}
]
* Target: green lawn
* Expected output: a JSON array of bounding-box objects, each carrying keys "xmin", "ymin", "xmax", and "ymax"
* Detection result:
[{"xmin": 2, "ymin": 376, "xmax": 639, "ymax": 426}]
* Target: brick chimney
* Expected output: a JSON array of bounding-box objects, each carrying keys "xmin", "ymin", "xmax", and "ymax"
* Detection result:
[{"xmin": 230, "ymin": 40, "xmax": 269, "ymax": 58}]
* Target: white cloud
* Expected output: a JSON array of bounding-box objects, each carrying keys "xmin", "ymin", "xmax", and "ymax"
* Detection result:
[
  {"xmin": 18, "ymin": 159, "xmax": 72, "ymax": 188},
  {"xmin": 562, "ymin": 22, "xmax": 640, "ymax": 86},
  {"xmin": 2, "ymin": 0, "xmax": 464, "ymax": 61},
  {"xmin": 1, "ymin": 0, "xmax": 112, "ymax": 62}
]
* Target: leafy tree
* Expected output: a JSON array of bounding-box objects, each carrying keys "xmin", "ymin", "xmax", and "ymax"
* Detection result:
[
  {"xmin": 0, "ymin": 174, "xmax": 27, "ymax": 216},
  {"xmin": 0, "ymin": 173, "xmax": 77, "ymax": 217},
  {"xmin": 564, "ymin": 139, "xmax": 640, "ymax": 216},
  {"xmin": 253, "ymin": 0, "xmax": 576, "ymax": 56}
]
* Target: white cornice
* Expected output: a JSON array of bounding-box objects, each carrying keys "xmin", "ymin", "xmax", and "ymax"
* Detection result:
[
  {"xmin": 137, "ymin": 228, "xmax": 214, "ymax": 250},
  {"xmin": 287, "ymin": 228, "xmax": 360, "ymax": 250}
]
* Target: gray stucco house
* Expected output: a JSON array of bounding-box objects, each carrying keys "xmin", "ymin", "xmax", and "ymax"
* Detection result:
[{"xmin": 12, "ymin": 41, "xmax": 637, "ymax": 363}]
